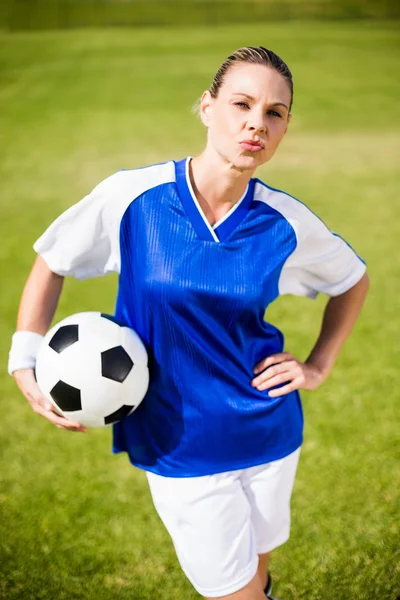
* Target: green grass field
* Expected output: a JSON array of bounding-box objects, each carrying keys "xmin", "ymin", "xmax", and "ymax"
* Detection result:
[
  {"xmin": 1, "ymin": 21, "xmax": 399, "ymax": 600},
  {"xmin": 2, "ymin": 0, "xmax": 398, "ymax": 31}
]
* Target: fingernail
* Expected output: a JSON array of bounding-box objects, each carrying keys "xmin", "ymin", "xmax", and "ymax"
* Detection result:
[{"xmin": 45, "ymin": 403, "xmax": 51, "ymax": 411}]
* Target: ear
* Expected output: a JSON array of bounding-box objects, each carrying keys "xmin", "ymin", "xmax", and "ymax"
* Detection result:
[{"xmin": 199, "ymin": 90, "xmax": 212, "ymax": 127}]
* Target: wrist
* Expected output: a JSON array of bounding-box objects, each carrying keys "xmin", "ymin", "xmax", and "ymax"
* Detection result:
[
  {"xmin": 8, "ymin": 330, "xmax": 44, "ymax": 376},
  {"xmin": 305, "ymin": 357, "xmax": 332, "ymax": 380}
]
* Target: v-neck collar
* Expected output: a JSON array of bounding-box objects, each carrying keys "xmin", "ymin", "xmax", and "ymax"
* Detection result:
[{"xmin": 175, "ymin": 157, "xmax": 255, "ymax": 243}]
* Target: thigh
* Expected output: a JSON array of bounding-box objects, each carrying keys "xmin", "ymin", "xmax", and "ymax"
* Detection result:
[
  {"xmin": 146, "ymin": 469, "xmax": 259, "ymax": 598},
  {"xmin": 241, "ymin": 448, "xmax": 301, "ymax": 554}
]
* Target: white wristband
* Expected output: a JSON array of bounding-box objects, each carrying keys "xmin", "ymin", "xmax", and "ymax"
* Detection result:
[{"xmin": 8, "ymin": 330, "xmax": 44, "ymax": 376}]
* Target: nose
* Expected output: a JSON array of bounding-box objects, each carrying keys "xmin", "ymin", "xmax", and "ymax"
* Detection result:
[{"xmin": 247, "ymin": 116, "xmax": 267, "ymax": 134}]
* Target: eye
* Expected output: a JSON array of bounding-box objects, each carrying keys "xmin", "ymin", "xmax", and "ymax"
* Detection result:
[
  {"xmin": 234, "ymin": 101, "xmax": 250, "ymax": 109},
  {"xmin": 267, "ymin": 110, "xmax": 282, "ymax": 118}
]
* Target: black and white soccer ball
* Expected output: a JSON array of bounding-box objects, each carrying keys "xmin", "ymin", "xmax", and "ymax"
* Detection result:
[{"xmin": 35, "ymin": 312, "xmax": 149, "ymax": 427}]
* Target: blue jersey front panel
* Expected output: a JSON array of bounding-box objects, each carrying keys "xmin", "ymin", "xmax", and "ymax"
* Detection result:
[
  {"xmin": 34, "ymin": 157, "xmax": 366, "ymax": 477},
  {"xmin": 112, "ymin": 159, "xmax": 303, "ymax": 476}
]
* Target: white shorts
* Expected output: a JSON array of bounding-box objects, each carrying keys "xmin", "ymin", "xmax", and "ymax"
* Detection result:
[{"xmin": 146, "ymin": 448, "xmax": 301, "ymax": 598}]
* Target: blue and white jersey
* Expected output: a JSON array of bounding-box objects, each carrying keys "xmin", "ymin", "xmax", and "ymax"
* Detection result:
[{"xmin": 34, "ymin": 158, "xmax": 366, "ymax": 477}]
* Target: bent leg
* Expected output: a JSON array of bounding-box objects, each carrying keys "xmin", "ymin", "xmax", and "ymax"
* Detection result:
[
  {"xmin": 146, "ymin": 469, "xmax": 260, "ymax": 598},
  {"xmin": 243, "ymin": 448, "xmax": 301, "ymax": 554},
  {"xmin": 205, "ymin": 571, "xmax": 266, "ymax": 600},
  {"xmin": 257, "ymin": 551, "xmax": 271, "ymax": 591}
]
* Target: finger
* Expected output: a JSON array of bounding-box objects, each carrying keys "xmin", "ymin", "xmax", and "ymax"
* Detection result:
[
  {"xmin": 253, "ymin": 353, "xmax": 293, "ymax": 374},
  {"xmin": 254, "ymin": 373, "xmax": 293, "ymax": 391},
  {"xmin": 14, "ymin": 369, "xmax": 56, "ymax": 412},
  {"xmin": 26, "ymin": 390, "xmax": 56, "ymax": 413},
  {"xmin": 56, "ymin": 422, "xmax": 87, "ymax": 432},
  {"xmin": 16, "ymin": 371, "xmax": 87, "ymax": 431},
  {"xmin": 47, "ymin": 412, "xmax": 87, "ymax": 432},
  {"xmin": 56, "ymin": 425, "xmax": 88, "ymax": 433},
  {"xmin": 252, "ymin": 361, "xmax": 297, "ymax": 387},
  {"xmin": 268, "ymin": 379, "xmax": 302, "ymax": 397},
  {"xmin": 20, "ymin": 378, "xmax": 53, "ymax": 409},
  {"xmin": 50, "ymin": 416, "xmax": 88, "ymax": 433},
  {"xmin": 33, "ymin": 403, "xmax": 87, "ymax": 432}
]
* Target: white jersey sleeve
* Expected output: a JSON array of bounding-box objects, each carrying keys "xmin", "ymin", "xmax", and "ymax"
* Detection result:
[
  {"xmin": 279, "ymin": 213, "xmax": 366, "ymax": 298},
  {"xmin": 34, "ymin": 173, "xmax": 119, "ymax": 279},
  {"xmin": 33, "ymin": 162, "xmax": 175, "ymax": 280},
  {"xmin": 255, "ymin": 182, "xmax": 366, "ymax": 299}
]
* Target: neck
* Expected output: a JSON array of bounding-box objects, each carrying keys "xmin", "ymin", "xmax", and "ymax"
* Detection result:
[{"xmin": 190, "ymin": 149, "xmax": 255, "ymax": 218}]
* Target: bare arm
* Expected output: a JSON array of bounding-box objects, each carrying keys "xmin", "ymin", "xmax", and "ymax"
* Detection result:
[
  {"xmin": 252, "ymin": 272, "xmax": 370, "ymax": 395},
  {"xmin": 17, "ymin": 255, "xmax": 64, "ymax": 333},
  {"xmin": 12, "ymin": 256, "xmax": 87, "ymax": 432},
  {"xmin": 305, "ymin": 271, "xmax": 370, "ymax": 377}
]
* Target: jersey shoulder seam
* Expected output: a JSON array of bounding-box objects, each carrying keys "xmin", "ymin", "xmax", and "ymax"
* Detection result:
[
  {"xmin": 254, "ymin": 178, "xmax": 332, "ymax": 240},
  {"xmin": 103, "ymin": 160, "xmax": 176, "ymax": 221}
]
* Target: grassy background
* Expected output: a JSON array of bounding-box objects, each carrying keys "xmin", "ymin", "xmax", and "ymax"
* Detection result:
[
  {"xmin": 1, "ymin": 0, "xmax": 399, "ymax": 31},
  {"xmin": 1, "ymin": 20, "xmax": 400, "ymax": 600}
]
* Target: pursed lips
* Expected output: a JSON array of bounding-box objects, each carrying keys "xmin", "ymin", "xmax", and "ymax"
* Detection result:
[{"xmin": 239, "ymin": 139, "xmax": 265, "ymax": 152}]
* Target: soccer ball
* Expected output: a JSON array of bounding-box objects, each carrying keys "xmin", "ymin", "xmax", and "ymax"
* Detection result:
[{"xmin": 35, "ymin": 312, "xmax": 149, "ymax": 427}]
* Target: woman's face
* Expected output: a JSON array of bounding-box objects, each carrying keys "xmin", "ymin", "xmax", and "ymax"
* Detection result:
[{"xmin": 201, "ymin": 63, "xmax": 292, "ymax": 172}]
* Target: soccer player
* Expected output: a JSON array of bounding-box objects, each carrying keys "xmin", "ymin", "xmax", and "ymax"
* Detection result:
[{"xmin": 8, "ymin": 47, "xmax": 369, "ymax": 600}]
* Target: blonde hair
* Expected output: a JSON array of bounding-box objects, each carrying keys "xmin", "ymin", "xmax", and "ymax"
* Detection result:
[{"xmin": 209, "ymin": 46, "xmax": 293, "ymax": 112}]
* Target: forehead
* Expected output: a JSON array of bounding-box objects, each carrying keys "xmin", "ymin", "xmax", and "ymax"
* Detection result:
[{"xmin": 219, "ymin": 63, "xmax": 291, "ymax": 104}]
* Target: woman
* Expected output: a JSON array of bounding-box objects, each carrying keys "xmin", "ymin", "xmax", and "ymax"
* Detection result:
[{"xmin": 9, "ymin": 47, "xmax": 369, "ymax": 600}]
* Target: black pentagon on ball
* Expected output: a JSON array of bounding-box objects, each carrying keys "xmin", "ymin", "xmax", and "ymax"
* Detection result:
[
  {"xmin": 101, "ymin": 346, "xmax": 133, "ymax": 383},
  {"xmin": 104, "ymin": 404, "xmax": 135, "ymax": 425},
  {"xmin": 50, "ymin": 380, "xmax": 82, "ymax": 411},
  {"xmin": 49, "ymin": 325, "xmax": 79, "ymax": 353}
]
